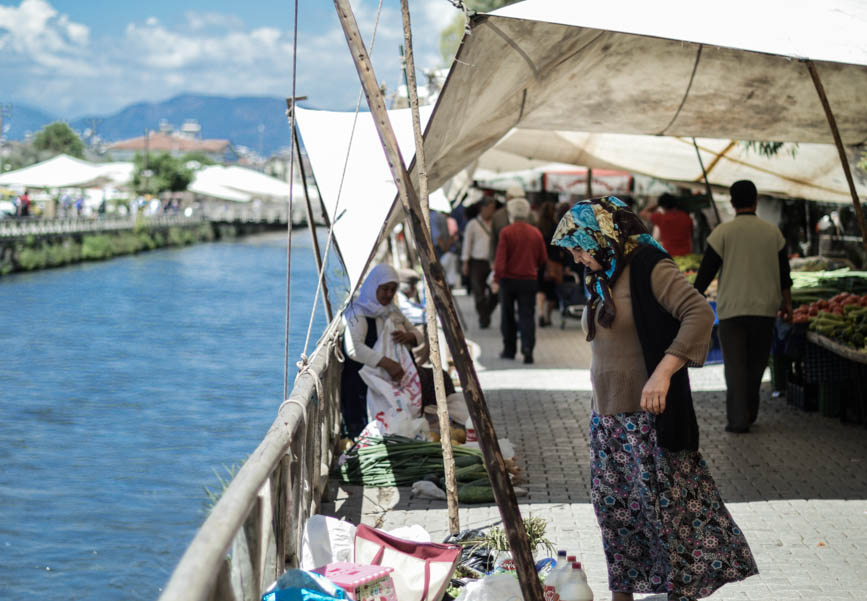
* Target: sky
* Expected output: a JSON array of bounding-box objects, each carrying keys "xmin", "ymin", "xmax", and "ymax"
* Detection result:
[{"xmin": 0, "ymin": 0, "xmax": 459, "ymax": 118}]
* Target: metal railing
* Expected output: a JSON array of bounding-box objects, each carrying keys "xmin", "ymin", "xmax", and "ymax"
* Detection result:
[
  {"xmin": 0, "ymin": 215, "xmax": 205, "ymax": 239},
  {"xmin": 158, "ymin": 320, "xmax": 345, "ymax": 601}
]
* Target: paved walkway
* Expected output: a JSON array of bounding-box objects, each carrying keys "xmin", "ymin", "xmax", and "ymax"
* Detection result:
[{"xmin": 323, "ymin": 291, "xmax": 867, "ymax": 601}]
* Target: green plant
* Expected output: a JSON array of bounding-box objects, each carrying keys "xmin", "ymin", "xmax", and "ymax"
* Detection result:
[
  {"xmin": 32, "ymin": 122, "xmax": 86, "ymax": 158},
  {"xmin": 462, "ymin": 514, "xmax": 556, "ymax": 558},
  {"xmin": 740, "ymin": 141, "xmax": 798, "ymax": 159},
  {"xmin": 203, "ymin": 462, "xmax": 245, "ymax": 513}
]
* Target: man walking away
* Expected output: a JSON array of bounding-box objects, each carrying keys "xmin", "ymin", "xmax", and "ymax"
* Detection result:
[
  {"xmin": 489, "ymin": 186, "xmax": 532, "ymax": 263},
  {"xmin": 694, "ymin": 180, "xmax": 792, "ymax": 433},
  {"xmin": 462, "ymin": 196, "xmax": 498, "ymax": 328},
  {"xmin": 492, "ymin": 196, "xmax": 547, "ymax": 364}
]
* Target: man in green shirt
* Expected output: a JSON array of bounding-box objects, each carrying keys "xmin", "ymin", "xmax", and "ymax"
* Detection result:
[{"xmin": 694, "ymin": 180, "xmax": 792, "ymax": 433}]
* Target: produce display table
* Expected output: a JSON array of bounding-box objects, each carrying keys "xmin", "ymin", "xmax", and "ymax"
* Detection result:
[
  {"xmin": 795, "ymin": 332, "xmax": 867, "ymax": 424},
  {"xmin": 806, "ymin": 332, "xmax": 867, "ymax": 365}
]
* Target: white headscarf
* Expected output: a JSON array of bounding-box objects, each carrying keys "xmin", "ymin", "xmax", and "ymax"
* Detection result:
[{"xmin": 349, "ymin": 264, "xmax": 400, "ymax": 319}]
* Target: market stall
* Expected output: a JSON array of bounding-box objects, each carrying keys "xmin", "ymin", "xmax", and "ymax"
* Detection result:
[{"xmin": 774, "ymin": 268, "xmax": 867, "ymax": 423}]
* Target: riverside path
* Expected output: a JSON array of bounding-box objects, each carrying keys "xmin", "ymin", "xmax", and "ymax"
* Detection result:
[{"xmin": 323, "ymin": 290, "xmax": 867, "ymax": 601}]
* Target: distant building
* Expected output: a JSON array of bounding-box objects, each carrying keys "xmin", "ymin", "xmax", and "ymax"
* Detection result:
[{"xmin": 107, "ymin": 130, "xmax": 238, "ymax": 163}]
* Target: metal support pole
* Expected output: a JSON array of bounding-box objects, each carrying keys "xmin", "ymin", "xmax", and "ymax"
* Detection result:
[
  {"xmin": 400, "ymin": 0, "xmax": 460, "ymax": 536},
  {"xmin": 805, "ymin": 60, "xmax": 867, "ymax": 253},
  {"xmin": 332, "ymin": 2, "xmax": 542, "ymax": 599}
]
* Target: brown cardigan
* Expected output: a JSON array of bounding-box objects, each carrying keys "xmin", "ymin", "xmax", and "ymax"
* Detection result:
[{"xmin": 583, "ymin": 259, "xmax": 715, "ymax": 415}]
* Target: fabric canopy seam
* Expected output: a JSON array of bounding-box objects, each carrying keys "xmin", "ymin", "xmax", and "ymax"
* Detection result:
[{"xmin": 659, "ymin": 44, "xmax": 703, "ymax": 136}]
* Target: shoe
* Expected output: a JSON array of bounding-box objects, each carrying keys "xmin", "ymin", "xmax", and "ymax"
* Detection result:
[
  {"xmin": 499, "ymin": 350, "xmax": 515, "ymax": 359},
  {"xmin": 523, "ymin": 354, "xmax": 534, "ymax": 364},
  {"xmin": 725, "ymin": 425, "xmax": 750, "ymax": 434},
  {"xmin": 538, "ymin": 316, "xmax": 549, "ymax": 327},
  {"xmin": 479, "ymin": 320, "xmax": 490, "ymax": 329}
]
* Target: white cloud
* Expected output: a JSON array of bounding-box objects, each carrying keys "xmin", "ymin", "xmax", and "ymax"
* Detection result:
[{"xmin": 0, "ymin": 0, "xmax": 459, "ymax": 117}]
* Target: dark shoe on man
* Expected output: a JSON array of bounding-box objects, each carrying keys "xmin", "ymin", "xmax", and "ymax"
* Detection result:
[
  {"xmin": 523, "ymin": 353, "xmax": 534, "ymax": 364},
  {"xmin": 499, "ymin": 350, "xmax": 515, "ymax": 359},
  {"xmin": 725, "ymin": 424, "xmax": 750, "ymax": 434}
]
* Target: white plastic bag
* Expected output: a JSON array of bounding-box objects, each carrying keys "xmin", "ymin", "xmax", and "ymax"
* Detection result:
[
  {"xmin": 411, "ymin": 480, "xmax": 446, "ymax": 500},
  {"xmin": 299, "ymin": 515, "xmax": 357, "ymax": 570},
  {"xmin": 360, "ymin": 315, "xmax": 423, "ymax": 428},
  {"xmin": 454, "ymin": 573, "xmax": 523, "ymax": 601}
]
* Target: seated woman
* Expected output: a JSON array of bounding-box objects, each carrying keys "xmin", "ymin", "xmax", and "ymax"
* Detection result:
[{"xmin": 341, "ymin": 264, "xmax": 453, "ymax": 438}]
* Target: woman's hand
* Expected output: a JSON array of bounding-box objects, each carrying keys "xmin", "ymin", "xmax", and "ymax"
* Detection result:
[
  {"xmin": 640, "ymin": 370, "xmax": 670, "ymax": 415},
  {"xmin": 391, "ymin": 330, "xmax": 417, "ymax": 346},
  {"xmin": 641, "ymin": 354, "xmax": 687, "ymax": 415},
  {"xmin": 378, "ymin": 356, "xmax": 404, "ymax": 382}
]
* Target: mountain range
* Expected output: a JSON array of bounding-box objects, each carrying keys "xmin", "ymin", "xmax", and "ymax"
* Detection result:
[{"xmin": 2, "ymin": 95, "xmax": 297, "ymax": 157}]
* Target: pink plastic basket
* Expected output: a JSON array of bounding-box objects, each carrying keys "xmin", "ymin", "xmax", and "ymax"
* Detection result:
[{"xmin": 312, "ymin": 562, "xmax": 397, "ymax": 601}]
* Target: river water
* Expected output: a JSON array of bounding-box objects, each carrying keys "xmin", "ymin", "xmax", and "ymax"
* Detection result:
[{"xmin": 0, "ymin": 231, "xmax": 347, "ymax": 600}]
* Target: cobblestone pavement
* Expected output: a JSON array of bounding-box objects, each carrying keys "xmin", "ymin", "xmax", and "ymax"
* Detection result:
[{"xmin": 322, "ymin": 291, "xmax": 867, "ymax": 600}]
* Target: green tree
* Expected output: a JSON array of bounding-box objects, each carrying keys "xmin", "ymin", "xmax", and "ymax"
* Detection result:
[
  {"xmin": 31, "ymin": 122, "xmax": 86, "ymax": 159},
  {"xmin": 439, "ymin": 1, "xmax": 517, "ymax": 63},
  {"xmin": 131, "ymin": 152, "xmax": 194, "ymax": 196}
]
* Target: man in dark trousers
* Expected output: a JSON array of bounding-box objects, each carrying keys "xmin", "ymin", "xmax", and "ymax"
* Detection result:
[
  {"xmin": 492, "ymin": 196, "xmax": 547, "ymax": 364},
  {"xmin": 694, "ymin": 180, "xmax": 792, "ymax": 433}
]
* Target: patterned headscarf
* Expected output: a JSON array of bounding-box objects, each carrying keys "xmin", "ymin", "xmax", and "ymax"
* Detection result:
[{"xmin": 551, "ymin": 196, "xmax": 667, "ymax": 340}]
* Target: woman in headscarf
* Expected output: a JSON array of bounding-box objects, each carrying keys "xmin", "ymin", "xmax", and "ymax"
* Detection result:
[
  {"xmin": 341, "ymin": 264, "xmax": 454, "ymax": 437},
  {"xmin": 551, "ymin": 197, "xmax": 757, "ymax": 601},
  {"xmin": 341, "ymin": 264, "xmax": 421, "ymax": 437}
]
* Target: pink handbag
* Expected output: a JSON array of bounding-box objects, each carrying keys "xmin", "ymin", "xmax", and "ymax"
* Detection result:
[{"xmin": 353, "ymin": 524, "xmax": 461, "ymax": 601}]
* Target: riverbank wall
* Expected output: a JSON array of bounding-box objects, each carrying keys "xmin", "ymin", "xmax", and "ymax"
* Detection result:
[{"xmin": 0, "ymin": 219, "xmax": 284, "ymax": 277}]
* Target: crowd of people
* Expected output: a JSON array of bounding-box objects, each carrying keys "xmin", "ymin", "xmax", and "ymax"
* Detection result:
[{"xmin": 340, "ymin": 179, "xmax": 792, "ymax": 601}]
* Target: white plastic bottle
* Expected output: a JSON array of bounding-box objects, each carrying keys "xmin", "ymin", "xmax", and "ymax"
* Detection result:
[
  {"xmin": 558, "ymin": 561, "xmax": 593, "ymax": 601},
  {"xmin": 546, "ymin": 550, "xmax": 569, "ymax": 591}
]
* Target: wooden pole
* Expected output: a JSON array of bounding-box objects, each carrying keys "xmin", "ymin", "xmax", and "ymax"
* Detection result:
[
  {"xmin": 805, "ymin": 60, "xmax": 867, "ymax": 253},
  {"xmin": 288, "ymin": 99, "xmax": 334, "ymax": 322},
  {"xmin": 400, "ymin": 0, "xmax": 460, "ymax": 536},
  {"xmin": 332, "ymin": 2, "xmax": 543, "ymax": 599},
  {"xmin": 692, "ymin": 137, "xmax": 722, "ymax": 225},
  {"xmin": 586, "ymin": 167, "xmax": 593, "ymax": 199}
]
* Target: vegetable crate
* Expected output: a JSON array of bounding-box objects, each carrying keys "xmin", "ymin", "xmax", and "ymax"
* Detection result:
[
  {"xmin": 786, "ymin": 378, "xmax": 817, "ymax": 412},
  {"xmin": 803, "ymin": 341, "xmax": 849, "ymax": 384},
  {"xmin": 841, "ymin": 364, "xmax": 867, "ymax": 427}
]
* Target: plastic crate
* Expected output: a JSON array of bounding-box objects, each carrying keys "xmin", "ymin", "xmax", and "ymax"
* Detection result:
[
  {"xmin": 841, "ymin": 364, "xmax": 867, "ymax": 426},
  {"xmin": 706, "ymin": 324, "xmax": 723, "ymax": 365},
  {"xmin": 786, "ymin": 379, "xmax": 817, "ymax": 412},
  {"xmin": 803, "ymin": 341, "xmax": 849, "ymax": 384}
]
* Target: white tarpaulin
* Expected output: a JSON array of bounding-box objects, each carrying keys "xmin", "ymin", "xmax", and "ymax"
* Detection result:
[
  {"xmin": 486, "ymin": 131, "xmax": 866, "ymax": 202},
  {"xmin": 417, "ymin": 0, "xmax": 867, "ymax": 194},
  {"xmin": 190, "ymin": 165, "xmax": 292, "ymax": 201},
  {"xmin": 0, "ymin": 154, "xmax": 113, "ymax": 189},
  {"xmin": 295, "ymin": 105, "xmax": 434, "ymax": 287}
]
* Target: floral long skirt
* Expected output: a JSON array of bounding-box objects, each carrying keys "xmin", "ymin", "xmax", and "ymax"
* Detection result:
[{"xmin": 589, "ymin": 411, "xmax": 758, "ymax": 600}]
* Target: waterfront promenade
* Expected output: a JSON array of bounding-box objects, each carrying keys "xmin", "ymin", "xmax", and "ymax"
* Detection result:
[{"xmin": 323, "ymin": 291, "xmax": 867, "ymax": 601}]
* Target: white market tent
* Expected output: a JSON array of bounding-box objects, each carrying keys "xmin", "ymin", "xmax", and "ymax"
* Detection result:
[
  {"xmin": 484, "ymin": 132, "xmax": 867, "ymax": 203},
  {"xmin": 417, "ymin": 0, "xmax": 867, "ymax": 197},
  {"xmin": 189, "ymin": 165, "xmax": 292, "ymax": 202},
  {"xmin": 0, "ymin": 154, "xmax": 114, "ymax": 189},
  {"xmin": 319, "ymin": 0, "xmax": 867, "ymax": 284}
]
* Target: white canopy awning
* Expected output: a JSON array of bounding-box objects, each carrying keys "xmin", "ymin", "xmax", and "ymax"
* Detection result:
[
  {"xmin": 0, "ymin": 154, "xmax": 114, "ymax": 189},
  {"xmin": 190, "ymin": 165, "xmax": 292, "ymax": 201},
  {"xmin": 484, "ymin": 131, "xmax": 866, "ymax": 202},
  {"xmin": 295, "ymin": 105, "xmax": 434, "ymax": 287},
  {"xmin": 417, "ymin": 0, "xmax": 867, "ymax": 194}
]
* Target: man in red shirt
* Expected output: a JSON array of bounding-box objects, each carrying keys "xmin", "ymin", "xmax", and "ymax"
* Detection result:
[
  {"xmin": 640, "ymin": 193, "xmax": 693, "ymax": 256},
  {"xmin": 492, "ymin": 196, "xmax": 548, "ymax": 364}
]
